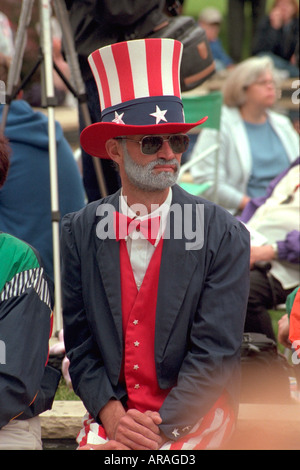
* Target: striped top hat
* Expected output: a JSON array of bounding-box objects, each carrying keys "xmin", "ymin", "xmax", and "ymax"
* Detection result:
[{"xmin": 80, "ymin": 38, "xmax": 207, "ymax": 158}]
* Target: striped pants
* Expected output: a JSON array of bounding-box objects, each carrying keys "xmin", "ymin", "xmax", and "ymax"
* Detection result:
[{"xmin": 76, "ymin": 394, "xmax": 235, "ymax": 450}]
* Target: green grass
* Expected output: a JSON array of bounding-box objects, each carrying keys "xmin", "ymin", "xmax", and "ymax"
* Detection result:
[
  {"xmin": 54, "ymin": 377, "xmax": 80, "ymax": 401},
  {"xmin": 269, "ymin": 308, "xmax": 287, "ymax": 354}
]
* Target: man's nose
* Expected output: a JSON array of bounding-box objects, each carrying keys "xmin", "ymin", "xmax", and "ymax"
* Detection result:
[{"xmin": 158, "ymin": 140, "xmax": 176, "ymax": 159}]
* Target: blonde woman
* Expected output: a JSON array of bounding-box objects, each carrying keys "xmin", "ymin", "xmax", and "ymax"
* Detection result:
[{"xmin": 190, "ymin": 56, "xmax": 299, "ymax": 214}]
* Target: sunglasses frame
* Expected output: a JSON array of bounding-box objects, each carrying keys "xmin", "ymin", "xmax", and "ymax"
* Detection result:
[{"xmin": 115, "ymin": 134, "xmax": 190, "ymax": 155}]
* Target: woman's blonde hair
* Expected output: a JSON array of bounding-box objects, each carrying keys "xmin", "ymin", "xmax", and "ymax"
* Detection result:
[{"xmin": 222, "ymin": 56, "xmax": 279, "ymax": 107}]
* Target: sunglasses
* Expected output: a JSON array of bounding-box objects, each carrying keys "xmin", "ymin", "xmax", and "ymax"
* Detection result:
[{"xmin": 115, "ymin": 134, "xmax": 190, "ymax": 155}]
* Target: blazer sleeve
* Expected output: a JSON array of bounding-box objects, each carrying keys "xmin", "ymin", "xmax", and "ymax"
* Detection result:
[
  {"xmin": 277, "ymin": 230, "xmax": 300, "ymax": 263},
  {"xmin": 61, "ymin": 212, "xmax": 127, "ymax": 419},
  {"xmin": 159, "ymin": 219, "xmax": 250, "ymax": 439}
]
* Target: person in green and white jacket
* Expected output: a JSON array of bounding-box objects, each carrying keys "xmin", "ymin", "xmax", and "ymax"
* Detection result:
[{"xmin": 0, "ymin": 134, "xmax": 60, "ymax": 450}]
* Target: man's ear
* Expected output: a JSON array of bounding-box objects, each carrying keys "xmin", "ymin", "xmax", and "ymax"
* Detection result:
[{"xmin": 105, "ymin": 138, "xmax": 122, "ymax": 163}]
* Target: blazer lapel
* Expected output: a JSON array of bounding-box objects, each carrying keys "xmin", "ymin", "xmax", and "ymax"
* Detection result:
[
  {"xmin": 155, "ymin": 187, "xmax": 199, "ymax": 359},
  {"xmin": 95, "ymin": 191, "xmax": 123, "ymax": 341}
]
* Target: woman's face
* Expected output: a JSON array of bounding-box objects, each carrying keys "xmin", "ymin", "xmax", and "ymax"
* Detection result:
[{"xmin": 245, "ymin": 70, "xmax": 278, "ymax": 109}]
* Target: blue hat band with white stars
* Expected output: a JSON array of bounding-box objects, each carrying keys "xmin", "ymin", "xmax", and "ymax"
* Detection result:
[{"xmin": 101, "ymin": 96, "xmax": 185, "ymax": 126}]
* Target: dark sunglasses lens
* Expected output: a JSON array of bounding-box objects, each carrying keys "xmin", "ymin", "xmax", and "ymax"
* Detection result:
[
  {"xmin": 141, "ymin": 134, "xmax": 190, "ymax": 154},
  {"xmin": 141, "ymin": 136, "xmax": 163, "ymax": 154},
  {"xmin": 169, "ymin": 134, "xmax": 190, "ymax": 153}
]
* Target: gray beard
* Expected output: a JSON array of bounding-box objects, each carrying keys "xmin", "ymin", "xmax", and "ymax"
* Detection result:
[{"xmin": 122, "ymin": 141, "xmax": 180, "ymax": 192}]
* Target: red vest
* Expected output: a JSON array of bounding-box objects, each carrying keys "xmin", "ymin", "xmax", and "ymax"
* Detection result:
[{"xmin": 119, "ymin": 238, "xmax": 171, "ymax": 412}]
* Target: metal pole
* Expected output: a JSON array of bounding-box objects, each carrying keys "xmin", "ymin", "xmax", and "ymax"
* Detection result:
[
  {"xmin": 53, "ymin": 0, "xmax": 107, "ymax": 197},
  {"xmin": 0, "ymin": 0, "xmax": 34, "ymax": 132},
  {"xmin": 40, "ymin": 0, "xmax": 62, "ymax": 331}
]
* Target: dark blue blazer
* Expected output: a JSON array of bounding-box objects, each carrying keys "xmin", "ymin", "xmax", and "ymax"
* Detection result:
[{"xmin": 61, "ymin": 184, "xmax": 250, "ymax": 440}]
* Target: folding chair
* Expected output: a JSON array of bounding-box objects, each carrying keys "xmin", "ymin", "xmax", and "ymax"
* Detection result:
[{"xmin": 179, "ymin": 90, "xmax": 223, "ymax": 202}]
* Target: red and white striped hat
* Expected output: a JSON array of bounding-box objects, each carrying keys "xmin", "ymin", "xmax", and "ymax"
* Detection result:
[{"xmin": 80, "ymin": 38, "xmax": 207, "ymax": 158}]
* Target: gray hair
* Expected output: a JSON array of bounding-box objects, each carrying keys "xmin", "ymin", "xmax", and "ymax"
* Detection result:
[{"xmin": 222, "ymin": 56, "xmax": 280, "ymax": 107}]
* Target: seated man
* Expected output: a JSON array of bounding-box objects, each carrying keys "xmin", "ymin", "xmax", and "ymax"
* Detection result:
[
  {"xmin": 61, "ymin": 38, "xmax": 250, "ymax": 450},
  {"xmin": 240, "ymin": 158, "xmax": 300, "ymax": 341},
  {"xmin": 0, "ymin": 134, "xmax": 60, "ymax": 450},
  {"xmin": 198, "ymin": 7, "xmax": 233, "ymax": 71}
]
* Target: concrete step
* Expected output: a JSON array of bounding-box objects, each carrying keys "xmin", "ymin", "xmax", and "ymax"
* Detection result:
[
  {"xmin": 40, "ymin": 401, "xmax": 300, "ymax": 450},
  {"xmin": 41, "ymin": 400, "xmax": 86, "ymax": 440}
]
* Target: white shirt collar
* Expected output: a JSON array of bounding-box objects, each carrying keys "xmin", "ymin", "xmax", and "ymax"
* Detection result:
[{"xmin": 119, "ymin": 188, "xmax": 172, "ymax": 246}]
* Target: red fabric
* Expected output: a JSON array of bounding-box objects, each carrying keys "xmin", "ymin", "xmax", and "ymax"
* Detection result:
[
  {"xmin": 146, "ymin": 38, "xmax": 163, "ymax": 97},
  {"xmin": 172, "ymin": 40, "xmax": 182, "ymax": 98},
  {"xmin": 114, "ymin": 212, "xmax": 160, "ymax": 245},
  {"xmin": 167, "ymin": 392, "xmax": 235, "ymax": 450},
  {"xmin": 91, "ymin": 49, "xmax": 111, "ymax": 109},
  {"xmin": 119, "ymin": 237, "xmax": 171, "ymax": 412},
  {"xmin": 289, "ymin": 288, "xmax": 300, "ymax": 358},
  {"xmin": 112, "ymin": 42, "xmax": 135, "ymax": 103}
]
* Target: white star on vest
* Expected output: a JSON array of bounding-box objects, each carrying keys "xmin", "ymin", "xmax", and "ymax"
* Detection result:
[
  {"xmin": 150, "ymin": 105, "xmax": 168, "ymax": 124},
  {"xmin": 112, "ymin": 111, "xmax": 125, "ymax": 124}
]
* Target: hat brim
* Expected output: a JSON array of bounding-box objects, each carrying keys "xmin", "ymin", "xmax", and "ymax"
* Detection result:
[{"xmin": 80, "ymin": 117, "xmax": 208, "ymax": 159}]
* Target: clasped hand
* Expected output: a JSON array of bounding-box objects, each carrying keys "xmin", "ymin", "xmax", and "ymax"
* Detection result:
[{"xmin": 79, "ymin": 407, "xmax": 168, "ymax": 451}]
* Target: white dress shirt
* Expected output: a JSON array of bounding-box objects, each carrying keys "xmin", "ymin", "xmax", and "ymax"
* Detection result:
[{"xmin": 120, "ymin": 188, "xmax": 172, "ymax": 289}]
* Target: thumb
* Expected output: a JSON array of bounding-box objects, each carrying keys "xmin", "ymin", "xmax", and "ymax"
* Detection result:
[{"xmin": 145, "ymin": 410, "xmax": 162, "ymax": 425}]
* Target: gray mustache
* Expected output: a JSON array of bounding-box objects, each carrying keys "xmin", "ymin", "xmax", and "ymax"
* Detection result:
[{"xmin": 147, "ymin": 158, "xmax": 180, "ymax": 170}]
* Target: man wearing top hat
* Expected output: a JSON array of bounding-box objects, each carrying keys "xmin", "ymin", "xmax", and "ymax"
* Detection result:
[{"xmin": 61, "ymin": 38, "xmax": 250, "ymax": 450}]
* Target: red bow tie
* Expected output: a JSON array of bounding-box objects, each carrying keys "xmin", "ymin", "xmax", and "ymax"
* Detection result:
[{"xmin": 114, "ymin": 212, "xmax": 161, "ymax": 245}]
